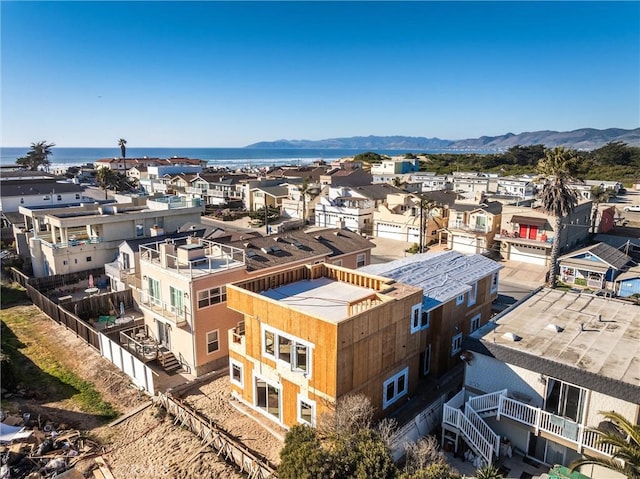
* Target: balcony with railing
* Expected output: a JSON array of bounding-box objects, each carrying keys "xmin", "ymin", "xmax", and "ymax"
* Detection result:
[
  {"xmin": 228, "ymin": 325, "xmax": 246, "ymax": 356},
  {"xmin": 448, "ymin": 223, "xmax": 493, "ymax": 234},
  {"xmin": 138, "ymin": 293, "xmax": 191, "ymax": 327},
  {"xmin": 147, "ymin": 196, "xmax": 203, "ymax": 210},
  {"xmin": 443, "ymin": 388, "xmax": 617, "ymax": 466},
  {"xmin": 495, "ymin": 230, "xmax": 554, "ymax": 248},
  {"xmin": 139, "ymin": 238, "xmax": 245, "ymax": 279}
]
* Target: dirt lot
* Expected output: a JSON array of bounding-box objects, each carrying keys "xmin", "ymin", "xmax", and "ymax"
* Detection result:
[{"xmin": 1, "ymin": 304, "xmax": 283, "ymax": 478}]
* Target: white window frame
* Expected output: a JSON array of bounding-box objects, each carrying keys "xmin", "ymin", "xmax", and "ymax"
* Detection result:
[
  {"xmin": 229, "ymin": 358, "xmax": 243, "ymax": 388},
  {"xmin": 451, "ymin": 333, "xmax": 463, "ymax": 356},
  {"xmin": 206, "ymin": 329, "xmax": 219, "ymax": 354},
  {"xmin": 467, "ymin": 282, "xmax": 477, "ymax": 306},
  {"xmin": 261, "ymin": 324, "xmax": 313, "ymax": 377},
  {"xmin": 470, "ymin": 313, "xmax": 481, "ymax": 332},
  {"xmin": 456, "ymin": 293, "xmax": 465, "ymax": 306},
  {"xmin": 410, "ymin": 303, "xmax": 423, "ymax": 334},
  {"xmin": 333, "ymin": 259, "xmax": 343, "ymax": 266},
  {"xmin": 297, "ymin": 394, "xmax": 316, "ymax": 426},
  {"xmin": 356, "ymin": 253, "xmax": 366, "ymax": 268},
  {"xmin": 253, "ymin": 373, "xmax": 282, "ymax": 423},
  {"xmin": 490, "ymin": 272, "xmax": 499, "ymax": 294},
  {"xmin": 169, "ymin": 286, "xmax": 184, "ymax": 315},
  {"xmin": 382, "ymin": 367, "xmax": 409, "ymax": 409},
  {"xmin": 197, "ymin": 285, "xmax": 227, "ymax": 309}
]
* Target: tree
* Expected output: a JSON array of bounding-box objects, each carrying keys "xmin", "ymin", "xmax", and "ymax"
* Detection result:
[
  {"xmin": 279, "ymin": 424, "xmax": 331, "ymax": 479},
  {"xmin": 16, "ymin": 141, "xmax": 55, "ymax": 171},
  {"xmin": 416, "ymin": 195, "xmax": 436, "ymax": 253},
  {"xmin": 118, "ymin": 138, "xmax": 127, "ymax": 158},
  {"xmin": 536, "ymin": 147, "xmax": 579, "ymax": 288},
  {"xmin": 96, "ymin": 167, "xmax": 119, "ymax": 200},
  {"xmin": 570, "ymin": 411, "xmax": 640, "ymax": 479},
  {"xmin": 398, "ymin": 461, "xmax": 462, "ymax": 479},
  {"xmin": 589, "ymin": 185, "xmax": 613, "ymax": 234}
]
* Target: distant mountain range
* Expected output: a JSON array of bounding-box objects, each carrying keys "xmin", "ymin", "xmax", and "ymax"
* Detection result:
[{"xmin": 246, "ymin": 128, "xmax": 640, "ymax": 151}]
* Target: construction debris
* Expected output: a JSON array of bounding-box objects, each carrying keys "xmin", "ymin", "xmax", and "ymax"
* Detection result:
[{"xmin": 0, "ymin": 413, "xmax": 102, "ymax": 479}]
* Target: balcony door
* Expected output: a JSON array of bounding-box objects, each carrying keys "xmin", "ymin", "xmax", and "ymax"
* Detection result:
[
  {"xmin": 544, "ymin": 378, "xmax": 586, "ymax": 423},
  {"xmin": 157, "ymin": 321, "xmax": 171, "ymax": 350}
]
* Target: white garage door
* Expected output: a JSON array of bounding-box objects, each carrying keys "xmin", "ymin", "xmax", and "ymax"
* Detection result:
[
  {"xmin": 510, "ymin": 244, "xmax": 548, "ymax": 265},
  {"xmin": 407, "ymin": 227, "xmax": 420, "ymax": 243},
  {"xmin": 376, "ymin": 223, "xmax": 405, "ymax": 241}
]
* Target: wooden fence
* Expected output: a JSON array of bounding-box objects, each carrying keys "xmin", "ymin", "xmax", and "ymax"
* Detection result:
[
  {"xmin": 10, "ymin": 267, "xmax": 121, "ymax": 351},
  {"xmin": 155, "ymin": 392, "xmax": 278, "ymax": 479},
  {"xmin": 28, "ymin": 267, "xmax": 107, "ymax": 291}
]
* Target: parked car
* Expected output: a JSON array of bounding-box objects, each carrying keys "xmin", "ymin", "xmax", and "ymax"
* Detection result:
[{"xmin": 623, "ymin": 205, "xmax": 640, "ymax": 212}]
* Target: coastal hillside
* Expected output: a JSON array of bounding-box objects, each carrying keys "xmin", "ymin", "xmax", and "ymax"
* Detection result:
[{"xmin": 246, "ymin": 127, "xmax": 640, "ymax": 151}]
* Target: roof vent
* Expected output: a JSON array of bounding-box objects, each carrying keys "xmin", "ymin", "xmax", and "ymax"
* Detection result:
[
  {"xmin": 546, "ymin": 324, "xmax": 564, "ymax": 333},
  {"xmin": 314, "ymin": 235, "xmax": 323, "ymax": 241},
  {"xmin": 502, "ymin": 332, "xmax": 522, "ymax": 342},
  {"xmin": 260, "ymin": 247, "xmax": 270, "ymax": 254}
]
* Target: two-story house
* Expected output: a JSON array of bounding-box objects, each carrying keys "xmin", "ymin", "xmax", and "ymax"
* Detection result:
[
  {"xmin": 370, "ymin": 157, "xmax": 420, "ymax": 184},
  {"xmin": 185, "ymin": 173, "xmax": 249, "ymax": 207},
  {"xmin": 360, "ymin": 251, "xmax": 502, "ymax": 378},
  {"xmin": 18, "ymin": 195, "xmax": 203, "ymax": 277},
  {"xmin": 406, "ymin": 172, "xmax": 451, "ymax": 193},
  {"xmin": 495, "ymin": 176, "xmax": 536, "ymax": 200},
  {"xmin": 226, "ymin": 262, "xmax": 424, "ymax": 428},
  {"xmin": 496, "ymin": 201, "xmax": 592, "ymax": 266},
  {"xmin": 442, "ymin": 289, "xmax": 639, "ymax": 478},
  {"xmin": 451, "ymin": 172, "xmax": 497, "ymax": 195},
  {"xmin": 443, "ymin": 201, "xmax": 502, "ymax": 255},
  {"xmin": 373, "ymin": 192, "xmax": 447, "ymax": 245}
]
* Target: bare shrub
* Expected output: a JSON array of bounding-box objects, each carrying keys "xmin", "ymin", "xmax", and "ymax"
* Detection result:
[{"xmin": 403, "ymin": 435, "xmax": 444, "ymax": 474}]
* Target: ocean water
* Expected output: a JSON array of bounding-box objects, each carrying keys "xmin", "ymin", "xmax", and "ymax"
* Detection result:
[{"xmin": 0, "ymin": 147, "xmax": 417, "ymax": 170}]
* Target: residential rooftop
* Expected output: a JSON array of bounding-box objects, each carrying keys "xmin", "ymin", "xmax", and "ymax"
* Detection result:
[
  {"xmin": 467, "ymin": 288, "xmax": 640, "ymax": 402},
  {"xmin": 230, "ymin": 262, "xmax": 422, "ymax": 324},
  {"xmin": 359, "ymin": 251, "xmax": 503, "ymax": 310}
]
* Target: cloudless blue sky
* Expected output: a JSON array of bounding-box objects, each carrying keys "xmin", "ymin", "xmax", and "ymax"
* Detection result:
[{"xmin": 1, "ymin": 1, "xmax": 638, "ymax": 147}]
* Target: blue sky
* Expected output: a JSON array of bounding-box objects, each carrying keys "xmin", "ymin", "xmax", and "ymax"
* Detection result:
[{"xmin": 1, "ymin": 1, "xmax": 638, "ymax": 147}]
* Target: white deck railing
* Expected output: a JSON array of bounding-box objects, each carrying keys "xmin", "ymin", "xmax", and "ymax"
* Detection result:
[{"xmin": 444, "ymin": 388, "xmax": 618, "ymax": 466}]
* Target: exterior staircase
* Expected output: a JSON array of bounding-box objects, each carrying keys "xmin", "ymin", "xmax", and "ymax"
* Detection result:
[
  {"xmin": 158, "ymin": 350, "xmax": 181, "ymax": 373},
  {"xmin": 442, "ymin": 388, "xmax": 505, "ymax": 467}
]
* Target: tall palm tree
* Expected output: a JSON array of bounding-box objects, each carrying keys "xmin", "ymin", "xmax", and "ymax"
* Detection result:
[
  {"xmin": 118, "ymin": 138, "xmax": 127, "ymax": 158},
  {"xmin": 570, "ymin": 411, "xmax": 640, "ymax": 479},
  {"xmin": 417, "ymin": 195, "xmax": 436, "ymax": 253},
  {"xmin": 536, "ymin": 147, "xmax": 579, "ymax": 288},
  {"xmin": 589, "ymin": 185, "xmax": 612, "ymax": 234}
]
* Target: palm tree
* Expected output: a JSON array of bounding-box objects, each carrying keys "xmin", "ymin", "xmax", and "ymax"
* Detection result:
[
  {"xmin": 16, "ymin": 141, "xmax": 55, "ymax": 171},
  {"xmin": 589, "ymin": 185, "xmax": 613, "ymax": 234},
  {"xmin": 96, "ymin": 167, "xmax": 118, "ymax": 200},
  {"xmin": 118, "ymin": 138, "xmax": 127, "ymax": 158},
  {"xmin": 536, "ymin": 147, "xmax": 579, "ymax": 288},
  {"xmin": 570, "ymin": 411, "xmax": 640, "ymax": 479},
  {"xmin": 417, "ymin": 195, "xmax": 436, "ymax": 253}
]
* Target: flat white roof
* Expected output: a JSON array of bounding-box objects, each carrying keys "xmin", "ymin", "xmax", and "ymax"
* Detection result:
[
  {"xmin": 359, "ymin": 250, "xmax": 502, "ymax": 308},
  {"xmin": 261, "ymin": 277, "xmax": 376, "ymax": 323}
]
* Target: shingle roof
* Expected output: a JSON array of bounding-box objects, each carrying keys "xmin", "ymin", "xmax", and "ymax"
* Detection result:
[
  {"xmin": 558, "ymin": 242, "xmax": 632, "ymax": 270},
  {"xmin": 1, "ymin": 180, "xmax": 84, "ymax": 197},
  {"xmin": 465, "ymin": 288, "xmax": 640, "ymax": 403},
  {"xmin": 351, "ymin": 184, "xmax": 404, "ymax": 200},
  {"xmin": 359, "ymin": 250, "xmax": 503, "ymax": 310},
  {"xmin": 252, "ymin": 186, "xmax": 289, "ymax": 197},
  {"xmin": 226, "ymin": 228, "xmax": 373, "ymax": 272}
]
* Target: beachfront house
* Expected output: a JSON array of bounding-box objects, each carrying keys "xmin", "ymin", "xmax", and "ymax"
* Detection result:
[
  {"xmin": 18, "ymin": 195, "xmax": 204, "ymax": 277},
  {"xmin": 442, "ymin": 289, "xmax": 639, "ymax": 478},
  {"xmin": 226, "ymin": 262, "xmax": 424, "ymax": 428}
]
